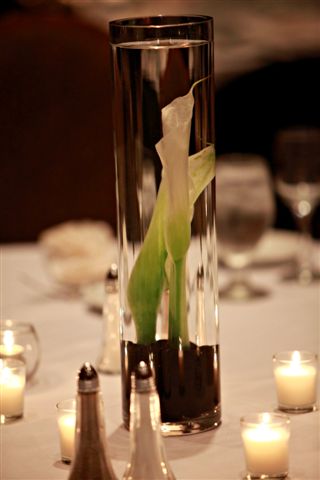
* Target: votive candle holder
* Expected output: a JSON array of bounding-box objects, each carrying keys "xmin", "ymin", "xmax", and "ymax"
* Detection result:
[
  {"xmin": 273, "ymin": 350, "xmax": 318, "ymax": 413},
  {"xmin": 240, "ymin": 412, "xmax": 290, "ymax": 479},
  {"xmin": 0, "ymin": 358, "xmax": 26, "ymax": 423},
  {"xmin": 56, "ymin": 398, "xmax": 76, "ymax": 463}
]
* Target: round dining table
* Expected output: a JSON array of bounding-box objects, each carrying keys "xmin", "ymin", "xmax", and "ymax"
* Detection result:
[{"xmin": 1, "ymin": 239, "xmax": 319, "ymax": 480}]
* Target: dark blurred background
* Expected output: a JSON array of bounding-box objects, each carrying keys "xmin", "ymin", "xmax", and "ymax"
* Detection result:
[{"xmin": 1, "ymin": 0, "xmax": 320, "ymax": 242}]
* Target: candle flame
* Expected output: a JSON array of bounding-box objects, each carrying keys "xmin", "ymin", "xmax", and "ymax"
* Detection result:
[
  {"xmin": 3, "ymin": 330, "xmax": 14, "ymax": 351},
  {"xmin": 291, "ymin": 350, "xmax": 301, "ymax": 364},
  {"xmin": 261, "ymin": 413, "xmax": 271, "ymax": 424}
]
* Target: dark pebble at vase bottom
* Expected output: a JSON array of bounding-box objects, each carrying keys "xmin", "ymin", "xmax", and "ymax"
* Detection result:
[{"xmin": 121, "ymin": 339, "xmax": 221, "ymax": 434}]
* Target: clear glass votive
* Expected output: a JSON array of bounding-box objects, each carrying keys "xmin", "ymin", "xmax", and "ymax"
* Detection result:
[
  {"xmin": 0, "ymin": 319, "xmax": 41, "ymax": 382},
  {"xmin": 240, "ymin": 412, "xmax": 290, "ymax": 479},
  {"xmin": 56, "ymin": 398, "xmax": 76, "ymax": 463},
  {"xmin": 273, "ymin": 351, "xmax": 318, "ymax": 413},
  {"xmin": 0, "ymin": 358, "xmax": 26, "ymax": 424}
]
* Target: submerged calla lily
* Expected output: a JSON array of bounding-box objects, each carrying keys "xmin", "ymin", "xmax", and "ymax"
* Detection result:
[
  {"xmin": 156, "ymin": 87, "xmax": 193, "ymax": 262},
  {"xmin": 127, "ymin": 81, "xmax": 215, "ymax": 346},
  {"xmin": 156, "ymin": 85, "xmax": 195, "ymax": 346}
]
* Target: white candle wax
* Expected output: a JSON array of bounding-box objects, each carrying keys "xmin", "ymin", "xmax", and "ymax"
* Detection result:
[
  {"xmin": 58, "ymin": 413, "xmax": 76, "ymax": 461},
  {"xmin": 241, "ymin": 415, "xmax": 289, "ymax": 476},
  {"xmin": 0, "ymin": 365, "xmax": 25, "ymax": 418},
  {"xmin": 274, "ymin": 351, "xmax": 317, "ymax": 408}
]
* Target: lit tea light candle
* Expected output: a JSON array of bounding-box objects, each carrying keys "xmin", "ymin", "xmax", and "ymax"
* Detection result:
[
  {"xmin": 0, "ymin": 359, "xmax": 26, "ymax": 423},
  {"xmin": 273, "ymin": 350, "xmax": 318, "ymax": 413},
  {"xmin": 240, "ymin": 412, "xmax": 290, "ymax": 479},
  {"xmin": 0, "ymin": 330, "xmax": 24, "ymax": 358},
  {"xmin": 56, "ymin": 399, "xmax": 76, "ymax": 463}
]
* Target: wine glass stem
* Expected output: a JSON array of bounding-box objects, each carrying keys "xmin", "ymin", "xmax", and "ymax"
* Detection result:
[
  {"xmin": 228, "ymin": 266, "xmax": 253, "ymax": 297},
  {"xmin": 295, "ymin": 212, "xmax": 313, "ymax": 283},
  {"xmin": 231, "ymin": 266, "xmax": 248, "ymax": 286}
]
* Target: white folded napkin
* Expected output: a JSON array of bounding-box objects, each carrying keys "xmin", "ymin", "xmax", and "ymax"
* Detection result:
[{"xmin": 39, "ymin": 220, "xmax": 117, "ymax": 286}]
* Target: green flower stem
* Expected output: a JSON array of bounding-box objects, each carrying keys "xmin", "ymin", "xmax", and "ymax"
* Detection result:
[
  {"xmin": 168, "ymin": 256, "xmax": 189, "ymax": 346},
  {"xmin": 127, "ymin": 183, "xmax": 167, "ymax": 344}
]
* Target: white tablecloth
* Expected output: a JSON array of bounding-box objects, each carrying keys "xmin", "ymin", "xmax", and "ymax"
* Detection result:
[{"xmin": 1, "ymin": 243, "xmax": 319, "ymax": 480}]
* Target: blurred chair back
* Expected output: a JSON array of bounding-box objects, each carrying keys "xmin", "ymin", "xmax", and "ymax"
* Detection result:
[
  {"xmin": 0, "ymin": 9, "xmax": 116, "ymax": 242},
  {"xmin": 215, "ymin": 57, "xmax": 320, "ymax": 236}
]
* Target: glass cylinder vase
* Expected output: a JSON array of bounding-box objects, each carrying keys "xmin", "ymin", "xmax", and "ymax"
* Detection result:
[{"xmin": 110, "ymin": 15, "xmax": 220, "ymax": 435}]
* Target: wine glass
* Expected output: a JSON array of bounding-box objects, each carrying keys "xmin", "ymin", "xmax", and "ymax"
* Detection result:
[
  {"xmin": 273, "ymin": 127, "xmax": 320, "ymax": 284},
  {"xmin": 216, "ymin": 154, "xmax": 275, "ymax": 300}
]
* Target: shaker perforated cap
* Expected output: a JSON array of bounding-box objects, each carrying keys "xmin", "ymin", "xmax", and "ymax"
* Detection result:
[
  {"xmin": 78, "ymin": 362, "xmax": 99, "ymax": 393},
  {"xmin": 132, "ymin": 361, "xmax": 156, "ymax": 393},
  {"xmin": 106, "ymin": 263, "xmax": 118, "ymax": 281},
  {"xmin": 105, "ymin": 263, "xmax": 118, "ymax": 293}
]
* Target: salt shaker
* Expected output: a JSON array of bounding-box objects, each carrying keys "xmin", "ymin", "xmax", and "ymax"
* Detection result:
[
  {"xmin": 96, "ymin": 264, "xmax": 121, "ymax": 374},
  {"xmin": 68, "ymin": 363, "xmax": 117, "ymax": 480},
  {"xmin": 123, "ymin": 361, "xmax": 176, "ymax": 480}
]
